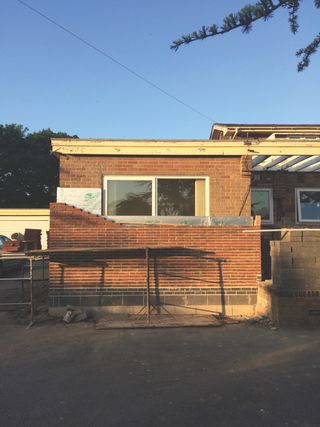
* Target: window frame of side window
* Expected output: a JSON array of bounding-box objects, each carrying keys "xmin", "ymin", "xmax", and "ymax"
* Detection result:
[
  {"xmin": 103, "ymin": 176, "xmax": 209, "ymax": 216},
  {"xmin": 251, "ymin": 188, "xmax": 274, "ymax": 224},
  {"xmin": 296, "ymin": 188, "xmax": 320, "ymax": 223}
]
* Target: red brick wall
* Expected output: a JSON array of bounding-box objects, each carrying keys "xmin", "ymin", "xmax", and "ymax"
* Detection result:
[
  {"xmin": 253, "ymin": 171, "xmax": 320, "ymax": 279},
  {"xmin": 59, "ymin": 155, "xmax": 251, "ymax": 216},
  {"xmin": 253, "ymin": 171, "xmax": 320, "ymax": 227},
  {"xmin": 49, "ymin": 203, "xmax": 261, "ymax": 289}
]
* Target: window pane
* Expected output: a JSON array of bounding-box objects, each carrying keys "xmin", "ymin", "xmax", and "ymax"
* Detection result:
[
  {"xmin": 157, "ymin": 179, "xmax": 195, "ymax": 216},
  {"xmin": 107, "ymin": 180, "xmax": 152, "ymax": 215},
  {"xmin": 299, "ymin": 191, "xmax": 320, "ymax": 220},
  {"xmin": 251, "ymin": 190, "xmax": 270, "ymax": 221}
]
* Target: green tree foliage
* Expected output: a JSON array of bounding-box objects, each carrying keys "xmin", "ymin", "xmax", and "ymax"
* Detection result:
[
  {"xmin": 171, "ymin": 0, "xmax": 320, "ymax": 71},
  {"xmin": 0, "ymin": 124, "xmax": 77, "ymax": 208}
]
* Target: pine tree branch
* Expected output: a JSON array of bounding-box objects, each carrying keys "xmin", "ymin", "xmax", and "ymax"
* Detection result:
[
  {"xmin": 287, "ymin": 0, "xmax": 300, "ymax": 33},
  {"xmin": 296, "ymin": 32, "xmax": 320, "ymax": 71},
  {"xmin": 171, "ymin": 0, "xmax": 289, "ymax": 51},
  {"xmin": 171, "ymin": 0, "xmax": 320, "ymax": 70}
]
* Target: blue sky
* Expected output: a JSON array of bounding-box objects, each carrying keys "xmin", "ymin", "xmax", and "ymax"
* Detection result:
[{"xmin": 1, "ymin": 0, "xmax": 320, "ymax": 139}]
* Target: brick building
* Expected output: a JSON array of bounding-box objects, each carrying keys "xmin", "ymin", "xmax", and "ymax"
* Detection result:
[
  {"xmin": 48, "ymin": 124, "xmax": 320, "ymax": 323},
  {"xmin": 211, "ymin": 124, "xmax": 320, "ymax": 325}
]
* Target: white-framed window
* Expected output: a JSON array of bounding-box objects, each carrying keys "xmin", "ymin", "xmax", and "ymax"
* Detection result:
[
  {"xmin": 251, "ymin": 188, "xmax": 273, "ymax": 224},
  {"xmin": 103, "ymin": 176, "xmax": 209, "ymax": 216},
  {"xmin": 296, "ymin": 188, "xmax": 320, "ymax": 222}
]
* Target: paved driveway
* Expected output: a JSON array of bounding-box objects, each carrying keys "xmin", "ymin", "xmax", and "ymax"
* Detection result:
[{"xmin": 0, "ymin": 317, "xmax": 319, "ymax": 427}]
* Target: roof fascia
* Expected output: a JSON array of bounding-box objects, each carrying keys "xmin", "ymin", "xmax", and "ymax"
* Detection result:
[{"xmin": 51, "ymin": 138, "xmax": 320, "ymax": 156}]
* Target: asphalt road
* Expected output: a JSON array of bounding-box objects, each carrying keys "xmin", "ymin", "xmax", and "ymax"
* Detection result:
[{"xmin": 0, "ymin": 318, "xmax": 320, "ymax": 427}]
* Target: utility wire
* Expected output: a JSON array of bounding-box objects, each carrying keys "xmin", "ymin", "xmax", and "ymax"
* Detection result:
[{"xmin": 17, "ymin": 0, "xmax": 215, "ymax": 123}]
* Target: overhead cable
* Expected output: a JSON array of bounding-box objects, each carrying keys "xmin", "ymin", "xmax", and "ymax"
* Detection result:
[{"xmin": 17, "ymin": 0, "xmax": 215, "ymax": 123}]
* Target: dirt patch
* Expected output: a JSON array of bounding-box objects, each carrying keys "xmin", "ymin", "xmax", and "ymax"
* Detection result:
[{"xmin": 95, "ymin": 314, "xmax": 224, "ymax": 329}]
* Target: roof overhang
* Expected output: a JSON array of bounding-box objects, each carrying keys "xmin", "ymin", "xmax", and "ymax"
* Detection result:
[
  {"xmin": 52, "ymin": 138, "xmax": 320, "ymax": 158},
  {"xmin": 210, "ymin": 123, "xmax": 320, "ymax": 140}
]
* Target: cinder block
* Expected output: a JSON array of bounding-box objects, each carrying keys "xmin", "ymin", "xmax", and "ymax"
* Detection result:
[
  {"xmin": 279, "ymin": 256, "xmax": 293, "ymax": 267},
  {"xmin": 207, "ymin": 295, "xmax": 225, "ymax": 306},
  {"xmin": 102, "ymin": 296, "xmax": 123, "ymax": 306},
  {"xmin": 301, "ymin": 231, "xmax": 320, "ymax": 242},
  {"xmin": 300, "ymin": 242, "xmax": 320, "ymax": 252},
  {"xmin": 186, "ymin": 295, "xmax": 208, "ymax": 306},
  {"xmin": 249, "ymin": 295, "xmax": 258, "ymax": 305},
  {"xmin": 292, "ymin": 257, "xmax": 316, "ymax": 268},
  {"xmin": 59, "ymin": 296, "xmax": 81, "ymax": 306},
  {"xmin": 80, "ymin": 296, "xmax": 103, "ymax": 306},
  {"xmin": 279, "ymin": 244, "xmax": 293, "ymax": 253},
  {"xmin": 123, "ymin": 296, "xmax": 144, "ymax": 306},
  {"xmin": 280, "ymin": 268, "xmax": 305, "ymax": 287},
  {"xmin": 228, "ymin": 295, "xmax": 250, "ymax": 305},
  {"xmin": 149, "ymin": 296, "xmax": 163, "ymax": 306},
  {"xmin": 162, "ymin": 295, "xmax": 187, "ymax": 306},
  {"xmin": 280, "ymin": 231, "xmax": 291, "ymax": 242},
  {"xmin": 304, "ymin": 269, "xmax": 320, "ymax": 290},
  {"xmin": 289, "ymin": 243, "xmax": 303, "ymax": 252}
]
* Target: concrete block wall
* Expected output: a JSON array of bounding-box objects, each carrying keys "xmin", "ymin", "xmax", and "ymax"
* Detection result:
[
  {"xmin": 271, "ymin": 231, "xmax": 320, "ymax": 291},
  {"xmin": 271, "ymin": 231, "xmax": 320, "ymax": 325},
  {"xmin": 48, "ymin": 203, "xmax": 261, "ymax": 316}
]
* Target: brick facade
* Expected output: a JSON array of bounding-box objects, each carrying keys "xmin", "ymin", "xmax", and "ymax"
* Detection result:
[
  {"xmin": 59, "ymin": 155, "xmax": 252, "ymax": 217},
  {"xmin": 50, "ymin": 143, "xmax": 320, "ymax": 323},
  {"xmin": 49, "ymin": 203, "xmax": 261, "ymax": 315},
  {"xmin": 253, "ymin": 171, "xmax": 320, "ymax": 228},
  {"xmin": 253, "ymin": 171, "xmax": 320, "ymax": 279}
]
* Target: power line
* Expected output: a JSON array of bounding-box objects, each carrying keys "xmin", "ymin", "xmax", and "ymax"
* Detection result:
[{"xmin": 16, "ymin": 0, "xmax": 215, "ymax": 123}]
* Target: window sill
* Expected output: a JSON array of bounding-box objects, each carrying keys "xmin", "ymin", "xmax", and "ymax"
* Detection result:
[{"xmin": 106, "ymin": 216, "xmax": 254, "ymax": 226}]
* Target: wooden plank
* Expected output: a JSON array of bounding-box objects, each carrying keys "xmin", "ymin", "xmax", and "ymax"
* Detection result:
[
  {"xmin": 51, "ymin": 139, "xmax": 320, "ymax": 156},
  {"xmin": 27, "ymin": 246, "xmax": 182, "ymax": 255},
  {"xmin": 195, "ymin": 179, "xmax": 206, "ymax": 216}
]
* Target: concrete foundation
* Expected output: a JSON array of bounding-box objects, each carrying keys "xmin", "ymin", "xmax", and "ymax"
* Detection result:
[{"xmin": 49, "ymin": 286, "xmax": 258, "ymax": 317}]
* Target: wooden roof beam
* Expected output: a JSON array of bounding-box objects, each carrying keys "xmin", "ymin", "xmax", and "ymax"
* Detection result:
[
  {"xmin": 51, "ymin": 139, "xmax": 320, "ymax": 156},
  {"xmin": 265, "ymin": 156, "xmax": 307, "ymax": 171},
  {"xmin": 286, "ymin": 156, "xmax": 320, "ymax": 172}
]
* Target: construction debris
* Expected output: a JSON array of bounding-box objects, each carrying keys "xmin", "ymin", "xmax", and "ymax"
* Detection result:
[
  {"xmin": 62, "ymin": 305, "xmax": 89, "ymax": 324},
  {"xmin": 62, "ymin": 308, "xmax": 74, "ymax": 324},
  {"xmin": 245, "ymin": 315, "xmax": 278, "ymax": 330}
]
